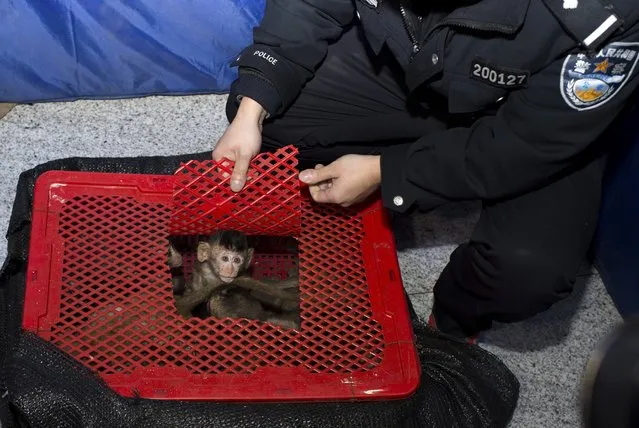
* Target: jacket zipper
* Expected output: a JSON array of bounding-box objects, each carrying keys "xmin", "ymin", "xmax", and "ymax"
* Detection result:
[
  {"xmin": 399, "ymin": 1, "xmax": 518, "ymax": 61},
  {"xmin": 399, "ymin": 2, "xmax": 421, "ymax": 59}
]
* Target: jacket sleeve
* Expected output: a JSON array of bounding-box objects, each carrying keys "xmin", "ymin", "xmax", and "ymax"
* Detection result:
[
  {"xmin": 380, "ymin": 28, "xmax": 639, "ymax": 213},
  {"xmin": 226, "ymin": 0, "xmax": 356, "ymax": 119}
]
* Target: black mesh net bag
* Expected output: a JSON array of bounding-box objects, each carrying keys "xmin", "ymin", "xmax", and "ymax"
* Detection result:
[{"xmin": 0, "ymin": 152, "xmax": 519, "ymax": 428}]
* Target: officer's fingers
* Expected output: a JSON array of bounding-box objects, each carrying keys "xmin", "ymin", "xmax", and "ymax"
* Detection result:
[
  {"xmin": 212, "ymin": 127, "xmax": 235, "ymax": 160},
  {"xmin": 212, "ymin": 145, "xmax": 224, "ymax": 161},
  {"xmin": 230, "ymin": 153, "xmax": 251, "ymax": 192},
  {"xmin": 318, "ymin": 179, "xmax": 333, "ymax": 191},
  {"xmin": 309, "ymin": 180, "xmax": 331, "ymax": 193},
  {"xmin": 311, "ymin": 165, "xmax": 331, "ymax": 189},
  {"xmin": 309, "ymin": 185, "xmax": 337, "ymax": 204},
  {"xmin": 299, "ymin": 163, "xmax": 338, "ymax": 185},
  {"xmin": 216, "ymin": 159, "xmax": 234, "ymax": 180},
  {"xmin": 309, "ymin": 184, "xmax": 320, "ymax": 200},
  {"xmin": 212, "ymin": 143, "xmax": 235, "ymax": 179}
]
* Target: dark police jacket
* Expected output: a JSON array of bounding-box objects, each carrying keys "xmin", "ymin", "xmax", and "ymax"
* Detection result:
[{"xmin": 227, "ymin": 0, "xmax": 639, "ymax": 212}]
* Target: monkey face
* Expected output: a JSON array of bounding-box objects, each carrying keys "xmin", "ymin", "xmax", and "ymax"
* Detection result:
[
  {"xmin": 209, "ymin": 244, "xmax": 246, "ymax": 282},
  {"xmin": 196, "ymin": 234, "xmax": 254, "ymax": 284}
]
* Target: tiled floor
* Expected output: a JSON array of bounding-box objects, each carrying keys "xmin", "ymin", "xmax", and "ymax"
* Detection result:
[{"xmin": 0, "ymin": 96, "xmax": 622, "ymax": 427}]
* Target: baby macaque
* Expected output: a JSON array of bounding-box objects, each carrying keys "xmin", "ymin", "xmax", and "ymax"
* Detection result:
[
  {"xmin": 169, "ymin": 230, "xmax": 300, "ymax": 329},
  {"xmin": 191, "ymin": 230, "xmax": 254, "ymax": 291}
]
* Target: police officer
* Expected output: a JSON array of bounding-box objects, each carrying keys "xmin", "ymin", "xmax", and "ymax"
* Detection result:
[{"xmin": 212, "ymin": 0, "xmax": 639, "ymax": 340}]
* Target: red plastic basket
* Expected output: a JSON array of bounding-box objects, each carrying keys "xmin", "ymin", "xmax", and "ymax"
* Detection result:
[{"xmin": 22, "ymin": 146, "xmax": 421, "ymax": 401}]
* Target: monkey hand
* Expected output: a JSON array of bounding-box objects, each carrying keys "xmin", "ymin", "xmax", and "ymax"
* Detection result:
[
  {"xmin": 174, "ymin": 280, "xmax": 221, "ymax": 317},
  {"xmin": 167, "ymin": 244, "xmax": 183, "ymax": 268},
  {"xmin": 299, "ymin": 155, "xmax": 382, "ymax": 208},
  {"xmin": 212, "ymin": 97, "xmax": 266, "ymax": 192},
  {"xmin": 267, "ymin": 317, "xmax": 299, "ymax": 330}
]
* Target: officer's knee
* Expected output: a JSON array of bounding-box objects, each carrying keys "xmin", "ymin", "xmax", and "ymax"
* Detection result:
[{"xmin": 489, "ymin": 246, "xmax": 576, "ymax": 319}]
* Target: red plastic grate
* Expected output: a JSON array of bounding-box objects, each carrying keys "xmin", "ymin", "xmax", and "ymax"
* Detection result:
[
  {"xmin": 170, "ymin": 147, "xmax": 301, "ymax": 237},
  {"xmin": 22, "ymin": 147, "xmax": 420, "ymax": 401}
]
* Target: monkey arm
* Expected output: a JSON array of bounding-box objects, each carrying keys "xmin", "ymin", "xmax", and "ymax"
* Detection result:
[
  {"xmin": 251, "ymin": 290, "xmax": 299, "ymax": 312},
  {"xmin": 173, "ymin": 279, "xmax": 223, "ymax": 317},
  {"xmin": 232, "ymin": 277, "xmax": 299, "ymax": 312},
  {"xmin": 257, "ymin": 276, "xmax": 299, "ymax": 290}
]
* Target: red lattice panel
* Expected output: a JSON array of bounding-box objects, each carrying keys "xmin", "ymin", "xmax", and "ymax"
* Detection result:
[
  {"xmin": 170, "ymin": 146, "xmax": 301, "ymax": 237},
  {"xmin": 22, "ymin": 167, "xmax": 420, "ymax": 401}
]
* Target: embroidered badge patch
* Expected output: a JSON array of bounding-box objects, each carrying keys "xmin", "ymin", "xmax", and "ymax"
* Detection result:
[{"xmin": 561, "ymin": 42, "xmax": 639, "ymax": 111}]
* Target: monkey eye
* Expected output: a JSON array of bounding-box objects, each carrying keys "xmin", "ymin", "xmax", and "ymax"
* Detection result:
[
  {"xmin": 233, "ymin": 257, "xmax": 242, "ymax": 264},
  {"xmin": 221, "ymin": 256, "xmax": 229, "ymax": 262}
]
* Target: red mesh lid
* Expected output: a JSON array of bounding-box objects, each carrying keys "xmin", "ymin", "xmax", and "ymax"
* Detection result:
[
  {"xmin": 170, "ymin": 146, "xmax": 301, "ymax": 237},
  {"xmin": 21, "ymin": 146, "xmax": 421, "ymax": 402}
]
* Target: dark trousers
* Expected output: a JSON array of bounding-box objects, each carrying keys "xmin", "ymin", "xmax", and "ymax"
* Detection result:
[{"xmin": 247, "ymin": 25, "xmax": 605, "ymax": 337}]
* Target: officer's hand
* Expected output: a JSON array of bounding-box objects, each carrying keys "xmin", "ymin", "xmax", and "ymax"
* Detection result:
[
  {"xmin": 213, "ymin": 97, "xmax": 267, "ymax": 192},
  {"xmin": 298, "ymin": 155, "xmax": 381, "ymax": 207}
]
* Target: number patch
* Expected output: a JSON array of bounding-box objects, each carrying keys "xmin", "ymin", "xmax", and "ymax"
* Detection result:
[{"xmin": 470, "ymin": 58, "xmax": 529, "ymax": 88}]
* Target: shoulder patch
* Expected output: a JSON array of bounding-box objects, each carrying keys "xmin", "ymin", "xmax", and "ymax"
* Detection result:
[{"xmin": 560, "ymin": 42, "xmax": 639, "ymax": 111}]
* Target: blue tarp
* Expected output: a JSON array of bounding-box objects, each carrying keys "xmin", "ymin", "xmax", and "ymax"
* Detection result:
[{"xmin": 0, "ymin": 0, "xmax": 264, "ymax": 103}]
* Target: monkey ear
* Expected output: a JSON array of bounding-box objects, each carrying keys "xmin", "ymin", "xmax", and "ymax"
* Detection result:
[
  {"xmin": 197, "ymin": 242, "xmax": 211, "ymax": 263},
  {"xmin": 244, "ymin": 248, "xmax": 254, "ymax": 268}
]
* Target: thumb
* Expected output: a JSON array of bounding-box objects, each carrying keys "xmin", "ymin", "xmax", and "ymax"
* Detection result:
[
  {"xmin": 299, "ymin": 163, "xmax": 338, "ymax": 185},
  {"xmin": 230, "ymin": 153, "xmax": 251, "ymax": 192}
]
